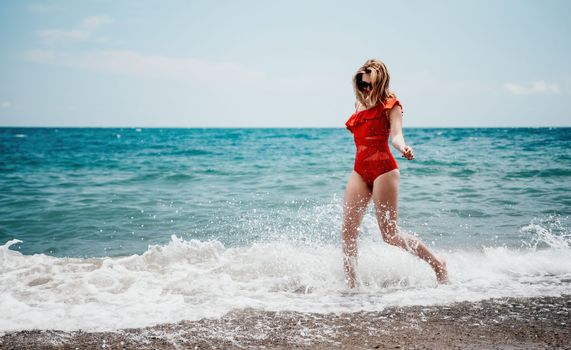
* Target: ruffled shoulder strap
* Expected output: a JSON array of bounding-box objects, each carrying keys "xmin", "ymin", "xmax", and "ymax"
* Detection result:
[
  {"xmin": 382, "ymin": 97, "xmax": 402, "ymax": 113},
  {"xmin": 345, "ymin": 97, "xmax": 403, "ymax": 131}
]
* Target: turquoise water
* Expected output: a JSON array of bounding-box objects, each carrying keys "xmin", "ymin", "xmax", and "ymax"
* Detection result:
[
  {"xmin": 1, "ymin": 127, "xmax": 570, "ymax": 332},
  {"xmin": 2, "ymin": 127, "xmax": 569, "ymax": 257}
]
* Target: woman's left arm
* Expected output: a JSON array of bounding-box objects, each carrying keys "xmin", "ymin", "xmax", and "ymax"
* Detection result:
[{"xmin": 389, "ymin": 106, "xmax": 414, "ymax": 160}]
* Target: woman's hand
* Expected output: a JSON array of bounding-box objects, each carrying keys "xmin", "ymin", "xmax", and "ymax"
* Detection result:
[{"xmin": 401, "ymin": 145, "xmax": 414, "ymax": 160}]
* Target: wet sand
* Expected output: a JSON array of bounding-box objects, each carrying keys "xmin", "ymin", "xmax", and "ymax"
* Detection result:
[{"xmin": 1, "ymin": 295, "xmax": 569, "ymax": 349}]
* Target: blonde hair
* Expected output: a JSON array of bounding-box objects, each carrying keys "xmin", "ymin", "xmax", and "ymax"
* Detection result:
[{"xmin": 353, "ymin": 59, "xmax": 396, "ymax": 109}]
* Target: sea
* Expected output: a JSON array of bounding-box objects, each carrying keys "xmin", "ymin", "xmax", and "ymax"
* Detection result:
[{"xmin": 1, "ymin": 127, "xmax": 570, "ymax": 332}]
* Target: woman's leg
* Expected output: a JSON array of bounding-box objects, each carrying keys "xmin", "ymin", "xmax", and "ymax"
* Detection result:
[
  {"xmin": 372, "ymin": 169, "xmax": 448, "ymax": 283},
  {"xmin": 342, "ymin": 171, "xmax": 372, "ymax": 288}
]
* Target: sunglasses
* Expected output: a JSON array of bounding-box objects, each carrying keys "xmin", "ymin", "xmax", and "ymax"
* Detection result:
[{"xmin": 357, "ymin": 80, "xmax": 372, "ymax": 90}]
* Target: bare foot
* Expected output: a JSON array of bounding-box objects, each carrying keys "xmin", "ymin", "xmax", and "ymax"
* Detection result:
[
  {"xmin": 345, "ymin": 276, "xmax": 356, "ymax": 289},
  {"xmin": 434, "ymin": 259, "xmax": 448, "ymax": 284},
  {"xmin": 344, "ymin": 256, "xmax": 357, "ymax": 289}
]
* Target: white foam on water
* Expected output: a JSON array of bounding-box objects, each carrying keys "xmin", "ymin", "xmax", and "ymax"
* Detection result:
[{"xmin": 1, "ymin": 220, "xmax": 570, "ymax": 332}]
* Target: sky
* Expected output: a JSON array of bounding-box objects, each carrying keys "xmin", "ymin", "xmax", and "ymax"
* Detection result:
[{"xmin": 0, "ymin": 0, "xmax": 570, "ymax": 127}]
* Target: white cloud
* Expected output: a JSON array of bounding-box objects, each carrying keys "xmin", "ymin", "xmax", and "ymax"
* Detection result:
[
  {"xmin": 504, "ymin": 80, "xmax": 561, "ymax": 95},
  {"xmin": 36, "ymin": 29, "xmax": 88, "ymax": 43},
  {"xmin": 36, "ymin": 15, "xmax": 112, "ymax": 44},
  {"xmin": 1, "ymin": 101, "xmax": 11, "ymax": 108},
  {"xmin": 79, "ymin": 16, "xmax": 112, "ymax": 31},
  {"xmin": 24, "ymin": 49, "xmax": 264, "ymax": 84}
]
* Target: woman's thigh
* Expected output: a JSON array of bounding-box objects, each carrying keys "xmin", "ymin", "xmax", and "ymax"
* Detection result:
[
  {"xmin": 371, "ymin": 169, "xmax": 400, "ymax": 232},
  {"xmin": 343, "ymin": 171, "xmax": 372, "ymax": 226}
]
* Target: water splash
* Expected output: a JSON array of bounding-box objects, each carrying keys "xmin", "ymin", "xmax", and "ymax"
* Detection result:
[
  {"xmin": 1, "ymin": 223, "xmax": 570, "ymax": 332},
  {"xmin": 521, "ymin": 215, "xmax": 570, "ymax": 249}
]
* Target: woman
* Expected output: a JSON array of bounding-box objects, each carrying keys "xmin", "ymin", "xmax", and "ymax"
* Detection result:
[{"xmin": 342, "ymin": 59, "xmax": 448, "ymax": 288}]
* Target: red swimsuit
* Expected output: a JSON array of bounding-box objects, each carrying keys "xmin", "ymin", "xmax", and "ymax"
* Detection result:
[{"xmin": 345, "ymin": 98, "xmax": 403, "ymax": 188}]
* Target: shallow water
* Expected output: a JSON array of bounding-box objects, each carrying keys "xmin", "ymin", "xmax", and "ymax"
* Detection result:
[{"xmin": 1, "ymin": 127, "xmax": 570, "ymax": 331}]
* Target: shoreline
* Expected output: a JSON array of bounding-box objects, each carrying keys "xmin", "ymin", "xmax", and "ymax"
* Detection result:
[{"xmin": 1, "ymin": 295, "xmax": 569, "ymax": 349}]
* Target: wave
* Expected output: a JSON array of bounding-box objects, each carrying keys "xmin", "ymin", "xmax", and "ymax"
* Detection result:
[{"xmin": 1, "ymin": 219, "xmax": 570, "ymax": 333}]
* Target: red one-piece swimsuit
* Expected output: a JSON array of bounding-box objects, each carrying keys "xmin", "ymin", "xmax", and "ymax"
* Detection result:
[{"xmin": 345, "ymin": 97, "xmax": 403, "ymax": 188}]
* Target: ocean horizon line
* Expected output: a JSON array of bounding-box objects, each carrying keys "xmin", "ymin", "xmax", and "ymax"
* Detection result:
[{"xmin": 2, "ymin": 125, "xmax": 571, "ymax": 129}]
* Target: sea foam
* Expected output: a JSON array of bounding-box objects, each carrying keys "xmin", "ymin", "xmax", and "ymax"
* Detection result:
[{"xmin": 1, "ymin": 222, "xmax": 570, "ymax": 332}]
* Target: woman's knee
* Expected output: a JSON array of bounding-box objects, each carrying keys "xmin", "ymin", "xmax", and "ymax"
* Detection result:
[
  {"xmin": 381, "ymin": 232, "xmax": 401, "ymax": 246},
  {"xmin": 378, "ymin": 217, "xmax": 400, "ymax": 244},
  {"xmin": 343, "ymin": 208, "xmax": 363, "ymax": 240},
  {"xmin": 344, "ymin": 200, "xmax": 367, "ymax": 220}
]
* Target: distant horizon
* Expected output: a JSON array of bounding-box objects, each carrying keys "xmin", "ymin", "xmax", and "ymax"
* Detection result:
[{"xmin": 2, "ymin": 124, "xmax": 570, "ymax": 129}]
